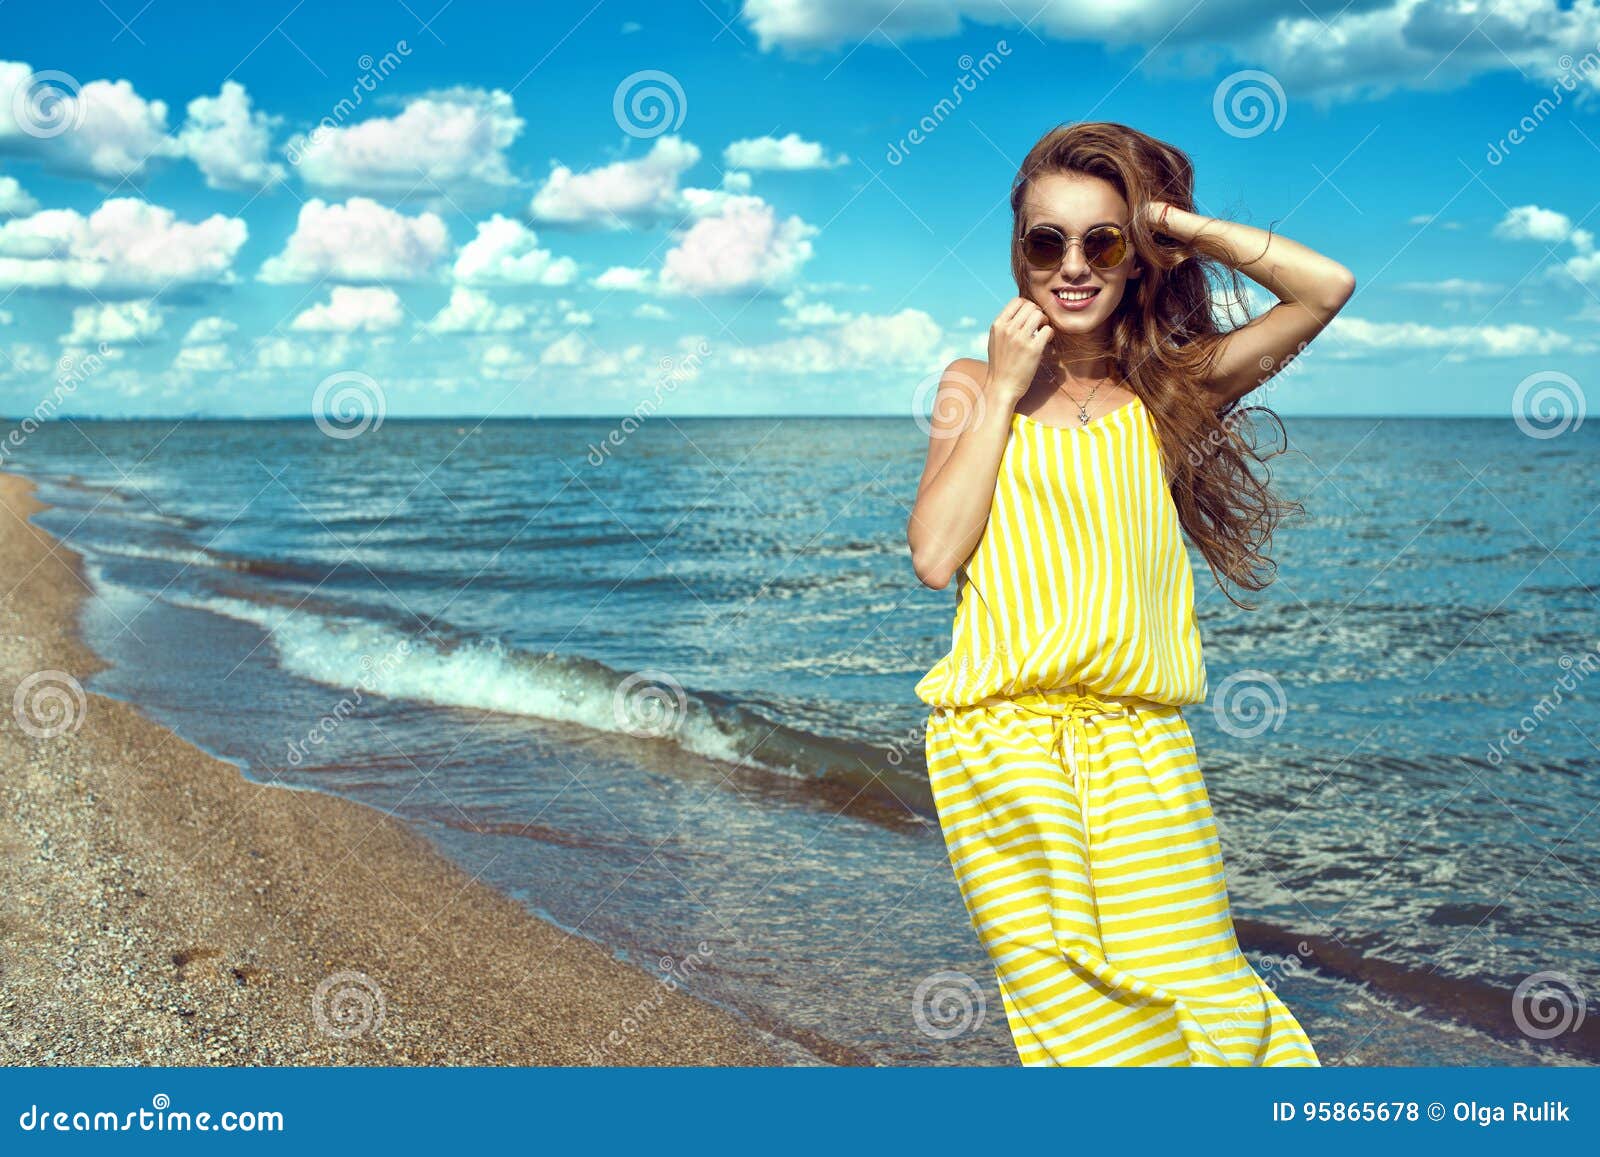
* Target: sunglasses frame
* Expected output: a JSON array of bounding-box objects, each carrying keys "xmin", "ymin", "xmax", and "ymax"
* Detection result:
[{"xmin": 1018, "ymin": 223, "xmax": 1130, "ymax": 271}]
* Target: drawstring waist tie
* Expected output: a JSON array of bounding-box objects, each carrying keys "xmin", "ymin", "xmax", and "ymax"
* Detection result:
[{"xmin": 974, "ymin": 683, "xmax": 1158, "ymax": 791}]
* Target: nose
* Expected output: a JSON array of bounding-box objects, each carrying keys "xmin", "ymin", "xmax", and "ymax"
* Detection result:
[{"xmin": 1056, "ymin": 238, "xmax": 1089, "ymax": 278}]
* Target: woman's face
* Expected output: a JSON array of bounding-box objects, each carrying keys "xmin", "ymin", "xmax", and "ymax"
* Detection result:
[{"xmin": 1017, "ymin": 171, "xmax": 1141, "ymax": 335}]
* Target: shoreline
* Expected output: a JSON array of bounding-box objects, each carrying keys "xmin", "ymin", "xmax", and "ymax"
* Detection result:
[{"xmin": 0, "ymin": 471, "xmax": 796, "ymax": 1066}]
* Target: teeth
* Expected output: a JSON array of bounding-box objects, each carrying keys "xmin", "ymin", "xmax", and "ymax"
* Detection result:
[{"xmin": 1054, "ymin": 289, "xmax": 1098, "ymax": 302}]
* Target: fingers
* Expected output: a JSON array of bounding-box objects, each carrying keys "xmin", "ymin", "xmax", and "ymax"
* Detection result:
[{"xmin": 1010, "ymin": 300, "xmax": 1047, "ymax": 336}]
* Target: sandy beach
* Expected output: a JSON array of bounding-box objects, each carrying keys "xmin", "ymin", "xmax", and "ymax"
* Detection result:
[{"xmin": 0, "ymin": 471, "xmax": 791, "ymax": 1066}]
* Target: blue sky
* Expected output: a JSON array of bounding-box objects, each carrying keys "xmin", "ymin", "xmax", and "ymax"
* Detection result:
[{"xmin": 0, "ymin": 0, "xmax": 1596, "ymax": 419}]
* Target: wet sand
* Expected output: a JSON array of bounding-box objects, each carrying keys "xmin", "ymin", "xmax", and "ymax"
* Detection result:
[{"xmin": 0, "ymin": 472, "xmax": 791, "ymax": 1065}]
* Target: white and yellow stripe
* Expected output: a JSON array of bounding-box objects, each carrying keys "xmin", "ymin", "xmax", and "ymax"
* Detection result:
[{"xmin": 916, "ymin": 398, "xmax": 1319, "ymax": 1066}]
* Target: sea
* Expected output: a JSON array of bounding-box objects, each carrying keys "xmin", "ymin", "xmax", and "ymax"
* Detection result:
[{"xmin": 7, "ymin": 412, "xmax": 1597, "ymax": 1066}]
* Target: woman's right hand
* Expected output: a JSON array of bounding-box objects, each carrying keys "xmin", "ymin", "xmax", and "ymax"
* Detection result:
[{"xmin": 985, "ymin": 297, "xmax": 1053, "ymax": 403}]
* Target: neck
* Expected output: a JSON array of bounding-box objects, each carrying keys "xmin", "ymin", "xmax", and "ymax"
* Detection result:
[{"xmin": 1044, "ymin": 328, "xmax": 1116, "ymax": 384}]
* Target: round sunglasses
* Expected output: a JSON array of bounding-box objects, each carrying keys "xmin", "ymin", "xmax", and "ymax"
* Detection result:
[{"xmin": 1018, "ymin": 223, "xmax": 1129, "ymax": 271}]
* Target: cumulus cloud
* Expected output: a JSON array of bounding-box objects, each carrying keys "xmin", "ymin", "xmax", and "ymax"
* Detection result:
[
  {"xmin": 1493, "ymin": 204, "xmax": 1600, "ymax": 283},
  {"xmin": 1324, "ymin": 315, "xmax": 1583, "ymax": 358},
  {"xmin": 290, "ymin": 285, "xmax": 405, "ymax": 332},
  {"xmin": 659, "ymin": 194, "xmax": 816, "ymax": 295},
  {"xmin": 63, "ymin": 300, "xmax": 165, "ymax": 346},
  {"xmin": 540, "ymin": 331, "xmax": 590, "ymax": 366},
  {"xmin": 0, "ymin": 175, "xmax": 37, "ymax": 217},
  {"xmin": 723, "ymin": 132, "xmax": 847, "ymax": 170},
  {"xmin": 178, "ymin": 81, "xmax": 285, "ymax": 190},
  {"xmin": 723, "ymin": 307, "xmax": 946, "ymax": 373},
  {"xmin": 174, "ymin": 342, "xmax": 234, "ymax": 372},
  {"xmin": 452, "ymin": 215, "xmax": 578, "ymax": 286},
  {"xmin": 593, "ymin": 265, "xmax": 655, "ymax": 292},
  {"xmin": 530, "ymin": 136, "xmax": 700, "ymax": 228},
  {"xmin": 1494, "ymin": 204, "xmax": 1574, "ymax": 244},
  {"xmin": 1, "ymin": 342, "xmax": 52, "ymax": 375},
  {"xmin": 779, "ymin": 291, "xmax": 852, "ymax": 328},
  {"xmin": 0, "ymin": 198, "xmax": 247, "ymax": 293},
  {"xmin": 739, "ymin": 1, "xmax": 1600, "ymax": 100},
  {"xmin": 258, "ymin": 197, "xmax": 448, "ymax": 283},
  {"xmin": 423, "ymin": 286, "xmax": 529, "ymax": 334},
  {"xmin": 293, "ymin": 88, "xmax": 524, "ymax": 197},
  {"xmin": 182, "ymin": 316, "xmax": 237, "ymax": 345},
  {"xmin": 0, "ymin": 59, "xmax": 180, "ymax": 180}
]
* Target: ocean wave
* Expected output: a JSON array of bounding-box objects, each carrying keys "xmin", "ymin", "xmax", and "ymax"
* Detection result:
[{"xmin": 159, "ymin": 590, "xmax": 934, "ymax": 819}]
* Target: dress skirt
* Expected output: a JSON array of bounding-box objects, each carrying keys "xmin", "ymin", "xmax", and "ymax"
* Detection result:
[{"xmin": 923, "ymin": 683, "xmax": 1321, "ymax": 1066}]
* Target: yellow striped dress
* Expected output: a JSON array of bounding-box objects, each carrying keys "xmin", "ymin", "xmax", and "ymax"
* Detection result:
[{"xmin": 915, "ymin": 394, "xmax": 1320, "ymax": 1067}]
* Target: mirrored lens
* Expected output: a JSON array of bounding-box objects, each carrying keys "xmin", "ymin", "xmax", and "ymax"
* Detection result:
[
  {"xmin": 1083, "ymin": 226, "xmax": 1127, "ymax": 269},
  {"xmin": 1021, "ymin": 226, "xmax": 1065, "ymax": 269}
]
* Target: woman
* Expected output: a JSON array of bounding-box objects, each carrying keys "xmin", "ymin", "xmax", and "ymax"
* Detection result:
[{"xmin": 906, "ymin": 122, "xmax": 1353, "ymax": 1066}]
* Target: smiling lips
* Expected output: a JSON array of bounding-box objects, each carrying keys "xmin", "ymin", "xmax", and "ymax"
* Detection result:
[{"xmin": 1051, "ymin": 286, "xmax": 1101, "ymax": 312}]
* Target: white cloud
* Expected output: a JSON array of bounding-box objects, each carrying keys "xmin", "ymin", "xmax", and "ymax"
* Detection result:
[
  {"xmin": 479, "ymin": 341, "xmax": 546, "ymax": 381},
  {"xmin": 541, "ymin": 332, "xmax": 590, "ymax": 366},
  {"xmin": 293, "ymin": 88, "xmax": 523, "ymax": 196},
  {"xmin": 452, "ymin": 215, "xmax": 578, "ymax": 286},
  {"xmin": 183, "ymin": 316, "xmax": 237, "ymax": 345},
  {"xmin": 1394, "ymin": 279, "xmax": 1503, "ymax": 295},
  {"xmin": 0, "ymin": 175, "xmax": 37, "ymax": 216},
  {"xmin": 258, "ymin": 197, "xmax": 448, "ymax": 283},
  {"xmin": 63, "ymin": 299, "xmax": 165, "ymax": 345},
  {"xmin": 659, "ymin": 194, "xmax": 815, "ymax": 295},
  {"xmin": 290, "ymin": 285, "xmax": 405, "ymax": 332},
  {"xmin": 0, "ymin": 60, "xmax": 179, "ymax": 179},
  {"xmin": 739, "ymin": 2, "xmax": 1600, "ymax": 100},
  {"xmin": 174, "ymin": 343, "xmax": 233, "ymax": 372},
  {"xmin": 2, "ymin": 342, "xmax": 52, "ymax": 375},
  {"xmin": 423, "ymin": 286, "xmax": 528, "ymax": 334},
  {"xmin": 0, "ymin": 198, "xmax": 247, "ymax": 292},
  {"xmin": 253, "ymin": 335, "xmax": 357, "ymax": 369},
  {"xmin": 723, "ymin": 132, "xmax": 847, "ymax": 170},
  {"xmin": 1494, "ymin": 205, "xmax": 1573, "ymax": 244},
  {"xmin": 633, "ymin": 302, "xmax": 671, "ymax": 320},
  {"xmin": 1325, "ymin": 315, "xmax": 1581, "ymax": 357},
  {"xmin": 723, "ymin": 307, "xmax": 946, "ymax": 373},
  {"xmin": 178, "ymin": 81, "xmax": 285, "ymax": 190},
  {"xmin": 779, "ymin": 292, "xmax": 852, "ymax": 328},
  {"xmin": 530, "ymin": 136, "xmax": 700, "ymax": 228},
  {"xmin": 593, "ymin": 265, "xmax": 654, "ymax": 292}
]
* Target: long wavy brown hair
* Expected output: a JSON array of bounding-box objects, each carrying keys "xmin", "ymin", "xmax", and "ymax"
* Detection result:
[{"xmin": 1009, "ymin": 121, "xmax": 1304, "ymax": 611}]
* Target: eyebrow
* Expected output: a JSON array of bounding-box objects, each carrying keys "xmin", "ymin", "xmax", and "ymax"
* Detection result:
[{"xmin": 1024, "ymin": 216, "xmax": 1123, "ymax": 231}]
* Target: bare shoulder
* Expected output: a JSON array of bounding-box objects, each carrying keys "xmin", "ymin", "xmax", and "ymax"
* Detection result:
[
  {"xmin": 923, "ymin": 358, "xmax": 990, "ymax": 439},
  {"xmin": 945, "ymin": 357, "xmax": 989, "ymax": 383}
]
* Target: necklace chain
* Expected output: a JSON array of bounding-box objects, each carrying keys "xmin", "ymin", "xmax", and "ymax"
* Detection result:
[{"xmin": 1054, "ymin": 376, "xmax": 1106, "ymax": 425}]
